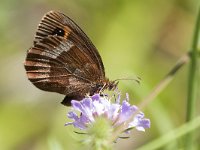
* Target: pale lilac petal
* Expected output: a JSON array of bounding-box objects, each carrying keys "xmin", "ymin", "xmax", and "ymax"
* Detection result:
[
  {"xmin": 135, "ymin": 119, "xmax": 150, "ymax": 131},
  {"xmin": 116, "ymin": 101, "xmax": 135, "ymax": 124},
  {"xmin": 66, "ymin": 111, "xmax": 90, "ymax": 129},
  {"xmin": 73, "ymin": 120, "xmax": 87, "ymax": 129},
  {"xmin": 93, "ymin": 100, "xmax": 105, "ymax": 116},
  {"xmin": 136, "ymin": 126, "xmax": 145, "ymax": 131},
  {"xmin": 82, "ymin": 98, "xmax": 92, "ymax": 108},
  {"xmin": 71, "ymin": 100, "xmax": 83, "ymax": 112},
  {"xmin": 81, "ymin": 99, "xmax": 94, "ymax": 120},
  {"xmin": 107, "ymin": 104, "xmax": 120, "ymax": 121},
  {"xmin": 73, "ymin": 98, "xmax": 95, "ymax": 122},
  {"xmin": 92, "ymin": 94, "xmax": 101, "ymax": 101},
  {"xmin": 68, "ymin": 111, "xmax": 78, "ymax": 120},
  {"xmin": 129, "ymin": 112, "xmax": 150, "ymax": 132},
  {"xmin": 79, "ymin": 114, "xmax": 90, "ymax": 125},
  {"xmin": 140, "ymin": 119, "xmax": 151, "ymax": 128}
]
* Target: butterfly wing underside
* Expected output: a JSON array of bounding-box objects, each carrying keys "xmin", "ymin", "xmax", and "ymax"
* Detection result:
[{"xmin": 24, "ymin": 11, "xmax": 106, "ymax": 105}]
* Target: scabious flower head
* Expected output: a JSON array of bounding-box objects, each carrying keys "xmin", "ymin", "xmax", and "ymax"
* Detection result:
[{"xmin": 65, "ymin": 92, "xmax": 150, "ymax": 146}]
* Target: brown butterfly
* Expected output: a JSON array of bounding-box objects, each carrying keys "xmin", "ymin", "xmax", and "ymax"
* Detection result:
[{"xmin": 24, "ymin": 11, "xmax": 118, "ymax": 106}]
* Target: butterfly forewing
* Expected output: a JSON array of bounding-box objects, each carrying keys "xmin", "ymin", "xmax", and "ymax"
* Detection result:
[{"xmin": 34, "ymin": 11, "xmax": 105, "ymax": 77}]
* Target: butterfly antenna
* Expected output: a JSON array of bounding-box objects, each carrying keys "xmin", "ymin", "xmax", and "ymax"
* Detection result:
[{"xmin": 113, "ymin": 76, "xmax": 141, "ymax": 84}]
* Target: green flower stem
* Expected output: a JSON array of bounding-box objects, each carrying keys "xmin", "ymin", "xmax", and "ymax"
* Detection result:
[
  {"xmin": 185, "ymin": 7, "xmax": 200, "ymax": 149},
  {"xmin": 138, "ymin": 53, "xmax": 189, "ymax": 110},
  {"xmin": 137, "ymin": 116, "xmax": 200, "ymax": 150}
]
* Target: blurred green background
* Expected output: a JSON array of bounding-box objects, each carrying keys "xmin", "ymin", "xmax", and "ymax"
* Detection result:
[{"xmin": 0, "ymin": 0, "xmax": 199, "ymax": 149}]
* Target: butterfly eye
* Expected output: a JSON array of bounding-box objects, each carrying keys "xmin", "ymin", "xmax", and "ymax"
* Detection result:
[{"xmin": 52, "ymin": 27, "xmax": 65, "ymax": 37}]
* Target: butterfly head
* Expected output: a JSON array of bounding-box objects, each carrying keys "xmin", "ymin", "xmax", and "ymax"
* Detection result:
[
  {"xmin": 107, "ymin": 80, "xmax": 119, "ymax": 91},
  {"xmin": 99, "ymin": 79, "xmax": 119, "ymax": 92},
  {"xmin": 93, "ymin": 79, "xmax": 118, "ymax": 94}
]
